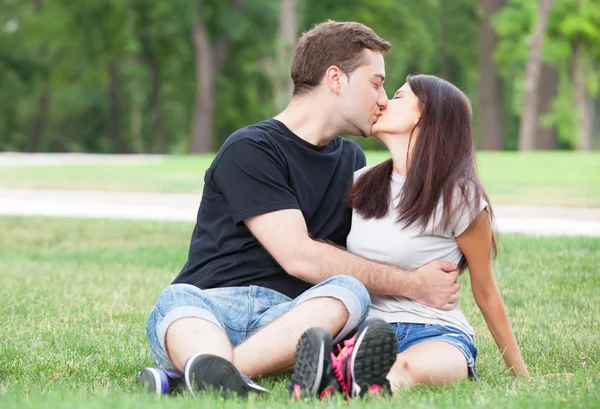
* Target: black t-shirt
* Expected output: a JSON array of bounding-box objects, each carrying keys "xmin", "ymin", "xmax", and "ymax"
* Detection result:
[{"xmin": 172, "ymin": 119, "xmax": 366, "ymax": 299}]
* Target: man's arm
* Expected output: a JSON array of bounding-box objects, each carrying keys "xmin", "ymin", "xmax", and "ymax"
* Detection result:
[{"xmin": 245, "ymin": 208, "xmax": 460, "ymax": 311}]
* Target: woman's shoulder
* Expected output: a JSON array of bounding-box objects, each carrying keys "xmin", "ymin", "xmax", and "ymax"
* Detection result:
[
  {"xmin": 353, "ymin": 165, "xmax": 376, "ymax": 179},
  {"xmin": 447, "ymin": 179, "xmax": 490, "ymax": 236},
  {"xmin": 450, "ymin": 179, "xmax": 488, "ymax": 208}
]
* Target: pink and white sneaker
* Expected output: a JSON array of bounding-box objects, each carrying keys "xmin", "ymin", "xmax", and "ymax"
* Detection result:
[{"xmin": 289, "ymin": 317, "xmax": 397, "ymax": 400}]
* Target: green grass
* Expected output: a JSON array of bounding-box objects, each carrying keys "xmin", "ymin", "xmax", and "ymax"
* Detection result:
[
  {"xmin": 0, "ymin": 155, "xmax": 214, "ymax": 193},
  {"xmin": 0, "ymin": 151, "xmax": 599, "ymax": 207},
  {"xmin": 1, "ymin": 216, "xmax": 598, "ymax": 408}
]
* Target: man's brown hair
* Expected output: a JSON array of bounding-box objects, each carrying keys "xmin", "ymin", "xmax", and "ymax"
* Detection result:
[{"xmin": 290, "ymin": 20, "xmax": 391, "ymax": 97}]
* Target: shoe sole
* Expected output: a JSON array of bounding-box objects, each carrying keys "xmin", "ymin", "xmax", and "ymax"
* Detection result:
[
  {"xmin": 289, "ymin": 327, "xmax": 332, "ymax": 398},
  {"xmin": 350, "ymin": 319, "xmax": 398, "ymax": 397},
  {"xmin": 138, "ymin": 368, "xmax": 166, "ymax": 396},
  {"xmin": 185, "ymin": 354, "xmax": 263, "ymax": 398}
]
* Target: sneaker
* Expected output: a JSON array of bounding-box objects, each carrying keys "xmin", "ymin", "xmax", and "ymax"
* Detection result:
[
  {"xmin": 333, "ymin": 318, "xmax": 398, "ymax": 398},
  {"xmin": 289, "ymin": 318, "xmax": 397, "ymax": 400},
  {"xmin": 137, "ymin": 367, "xmax": 183, "ymax": 396},
  {"xmin": 184, "ymin": 353, "xmax": 269, "ymax": 398},
  {"xmin": 288, "ymin": 327, "xmax": 340, "ymax": 400}
]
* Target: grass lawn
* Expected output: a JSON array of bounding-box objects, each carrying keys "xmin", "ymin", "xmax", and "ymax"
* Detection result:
[
  {"xmin": 1, "ymin": 217, "xmax": 598, "ymax": 408},
  {"xmin": 0, "ymin": 151, "xmax": 599, "ymax": 207}
]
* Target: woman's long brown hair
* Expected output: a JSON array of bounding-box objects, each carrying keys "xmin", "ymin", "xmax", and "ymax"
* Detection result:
[{"xmin": 347, "ymin": 74, "xmax": 497, "ymax": 272}]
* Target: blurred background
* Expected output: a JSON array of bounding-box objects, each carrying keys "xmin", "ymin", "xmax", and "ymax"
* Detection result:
[{"xmin": 1, "ymin": 0, "xmax": 599, "ymax": 154}]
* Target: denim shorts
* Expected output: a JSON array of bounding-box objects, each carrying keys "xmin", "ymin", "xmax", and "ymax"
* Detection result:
[
  {"xmin": 390, "ymin": 322, "xmax": 478, "ymax": 378},
  {"xmin": 146, "ymin": 275, "xmax": 370, "ymax": 372}
]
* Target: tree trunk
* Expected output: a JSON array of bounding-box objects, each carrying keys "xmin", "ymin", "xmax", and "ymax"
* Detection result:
[
  {"xmin": 593, "ymin": 96, "xmax": 599, "ymax": 149},
  {"xmin": 478, "ymin": 0, "xmax": 504, "ymax": 150},
  {"xmin": 571, "ymin": 40, "xmax": 592, "ymax": 151},
  {"xmin": 126, "ymin": 7, "xmax": 143, "ymax": 154},
  {"xmin": 27, "ymin": 87, "xmax": 49, "ymax": 152},
  {"xmin": 146, "ymin": 55, "xmax": 167, "ymax": 153},
  {"xmin": 437, "ymin": 0, "xmax": 449, "ymax": 79},
  {"xmin": 274, "ymin": 0, "xmax": 298, "ymax": 111},
  {"xmin": 518, "ymin": 0, "xmax": 555, "ymax": 151},
  {"xmin": 27, "ymin": 0, "xmax": 49, "ymax": 152},
  {"xmin": 191, "ymin": 10, "xmax": 215, "ymax": 154},
  {"xmin": 190, "ymin": 0, "xmax": 245, "ymax": 153},
  {"xmin": 129, "ymin": 64, "xmax": 143, "ymax": 153},
  {"xmin": 535, "ymin": 63, "xmax": 558, "ymax": 149},
  {"xmin": 107, "ymin": 60, "xmax": 130, "ymax": 153}
]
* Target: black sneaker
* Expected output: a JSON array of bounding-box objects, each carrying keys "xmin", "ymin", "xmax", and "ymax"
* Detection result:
[
  {"xmin": 289, "ymin": 318, "xmax": 397, "ymax": 400},
  {"xmin": 184, "ymin": 353, "xmax": 269, "ymax": 398},
  {"xmin": 288, "ymin": 327, "xmax": 341, "ymax": 400},
  {"xmin": 137, "ymin": 367, "xmax": 184, "ymax": 396}
]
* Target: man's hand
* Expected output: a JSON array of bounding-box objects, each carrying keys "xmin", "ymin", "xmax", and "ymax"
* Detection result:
[{"xmin": 410, "ymin": 261, "xmax": 460, "ymax": 311}]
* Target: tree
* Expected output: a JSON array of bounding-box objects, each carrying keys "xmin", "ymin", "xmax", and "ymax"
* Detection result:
[
  {"xmin": 479, "ymin": 0, "xmax": 505, "ymax": 150},
  {"xmin": 4, "ymin": 0, "xmax": 597, "ymax": 153},
  {"xmin": 494, "ymin": 0, "xmax": 600, "ymax": 150},
  {"xmin": 27, "ymin": 0, "xmax": 50, "ymax": 153},
  {"xmin": 273, "ymin": 0, "xmax": 299, "ymax": 112},
  {"xmin": 190, "ymin": 0, "xmax": 245, "ymax": 154},
  {"xmin": 519, "ymin": 0, "xmax": 556, "ymax": 151},
  {"xmin": 536, "ymin": 63, "xmax": 559, "ymax": 149},
  {"xmin": 559, "ymin": 0, "xmax": 600, "ymax": 150}
]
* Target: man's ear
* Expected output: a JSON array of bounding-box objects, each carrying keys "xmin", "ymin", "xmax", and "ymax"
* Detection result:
[{"xmin": 325, "ymin": 65, "xmax": 343, "ymax": 95}]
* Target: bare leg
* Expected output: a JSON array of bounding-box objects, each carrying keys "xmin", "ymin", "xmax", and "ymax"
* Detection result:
[
  {"xmin": 387, "ymin": 341, "xmax": 468, "ymax": 392},
  {"xmin": 165, "ymin": 318, "xmax": 233, "ymax": 373},
  {"xmin": 233, "ymin": 297, "xmax": 348, "ymax": 378}
]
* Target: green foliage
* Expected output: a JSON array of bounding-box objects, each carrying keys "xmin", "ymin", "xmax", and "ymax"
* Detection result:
[
  {"xmin": 0, "ymin": 0, "xmax": 599, "ymax": 152},
  {"xmin": 494, "ymin": 0, "xmax": 600, "ymax": 148}
]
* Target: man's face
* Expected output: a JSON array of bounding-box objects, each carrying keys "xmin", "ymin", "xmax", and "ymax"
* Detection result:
[{"xmin": 338, "ymin": 50, "xmax": 388, "ymax": 137}]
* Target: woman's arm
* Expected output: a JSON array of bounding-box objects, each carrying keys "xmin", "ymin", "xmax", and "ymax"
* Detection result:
[{"xmin": 457, "ymin": 209, "xmax": 530, "ymax": 377}]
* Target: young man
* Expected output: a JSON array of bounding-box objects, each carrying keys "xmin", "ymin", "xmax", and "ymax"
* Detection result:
[{"xmin": 138, "ymin": 20, "xmax": 461, "ymax": 398}]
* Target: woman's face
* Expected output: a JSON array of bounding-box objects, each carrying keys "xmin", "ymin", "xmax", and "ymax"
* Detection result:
[{"xmin": 372, "ymin": 82, "xmax": 422, "ymax": 139}]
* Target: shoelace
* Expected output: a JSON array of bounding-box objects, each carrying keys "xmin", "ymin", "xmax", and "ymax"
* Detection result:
[
  {"xmin": 330, "ymin": 338, "xmax": 356, "ymax": 396},
  {"xmin": 319, "ymin": 386, "xmax": 337, "ymax": 400}
]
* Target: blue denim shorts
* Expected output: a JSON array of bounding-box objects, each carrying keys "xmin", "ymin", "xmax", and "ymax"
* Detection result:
[
  {"xmin": 146, "ymin": 275, "xmax": 370, "ymax": 372},
  {"xmin": 390, "ymin": 323, "xmax": 478, "ymax": 378}
]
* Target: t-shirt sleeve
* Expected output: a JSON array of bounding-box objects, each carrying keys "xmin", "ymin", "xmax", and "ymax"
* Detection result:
[
  {"xmin": 452, "ymin": 187, "xmax": 489, "ymax": 237},
  {"xmin": 211, "ymin": 138, "xmax": 300, "ymax": 224},
  {"xmin": 354, "ymin": 144, "xmax": 367, "ymax": 171}
]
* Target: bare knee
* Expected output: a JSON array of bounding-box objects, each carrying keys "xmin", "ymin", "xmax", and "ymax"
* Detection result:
[
  {"xmin": 388, "ymin": 355, "xmax": 415, "ymax": 391},
  {"xmin": 302, "ymin": 296, "xmax": 349, "ymax": 321},
  {"xmin": 165, "ymin": 317, "xmax": 222, "ymax": 345},
  {"xmin": 387, "ymin": 345, "xmax": 469, "ymax": 392},
  {"xmin": 165, "ymin": 317, "xmax": 232, "ymax": 372},
  {"xmin": 323, "ymin": 297, "xmax": 348, "ymax": 316},
  {"xmin": 318, "ymin": 297, "xmax": 351, "ymax": 332}
]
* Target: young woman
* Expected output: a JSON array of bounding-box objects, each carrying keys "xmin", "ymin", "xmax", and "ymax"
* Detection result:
[{"xmin": 345, "ymin": 74, "xmax": 530, "ymax": 391}]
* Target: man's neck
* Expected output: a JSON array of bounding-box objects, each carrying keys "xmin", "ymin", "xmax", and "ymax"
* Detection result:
[{"xmin": 274, "ymin": 97, "xmax": 341, "ymax": 147}]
